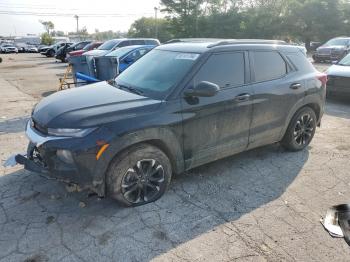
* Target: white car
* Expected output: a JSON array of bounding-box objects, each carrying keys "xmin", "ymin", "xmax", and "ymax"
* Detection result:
[
  {"xmin": 27, "ymin": 45, "xmax": 38, "ymax": 53},
  {"xmin": 1, "ymin": 44, "xmax": 18, "ymax": 53}
]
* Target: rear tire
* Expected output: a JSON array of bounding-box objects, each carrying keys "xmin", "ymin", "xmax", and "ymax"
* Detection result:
[
  {"xmin": 281, "ymin": 107, "xmax": 317, "ymax": 151},
  {"xmin": 106, "ymin": 143, "xmax": 172, "ymax": 207}
]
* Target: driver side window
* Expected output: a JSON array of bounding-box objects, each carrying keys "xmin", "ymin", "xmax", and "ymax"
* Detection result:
[{"xmin": 193, "ymin": 52, "xmax": 245, "ymax": 89}]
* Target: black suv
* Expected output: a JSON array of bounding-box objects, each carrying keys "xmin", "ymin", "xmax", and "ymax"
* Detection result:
[{"xmin": 14, "ymin": 40, "xmax": 326, "ymax": 206}]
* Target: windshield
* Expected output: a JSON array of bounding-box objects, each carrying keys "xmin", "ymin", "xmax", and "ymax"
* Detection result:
[
  {"xmin": 324, "ymin": 38, "xmax": 349, "ymax": 46},
  {"xmin": 115, "ymin": 49, "xmax": 200, "ymax": 99},
  {"xmin": 106, "ymin": 46, "xmax": 134, "ymax": 57},
  {"xmin": 338, "ymin": 54, "xmax": 350, "ymax": 66},
  {"xmin": 98, "ymin": 39, "xmax": 120, "ymax": 50}
]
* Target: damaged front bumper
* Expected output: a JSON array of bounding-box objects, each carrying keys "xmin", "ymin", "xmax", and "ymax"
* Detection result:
[{"xmin": 5, "ymin": 121, "xmax": 114, "ymax": 196}]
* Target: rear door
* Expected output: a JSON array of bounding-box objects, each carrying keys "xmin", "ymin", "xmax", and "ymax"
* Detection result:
[
  {"xmin": 181, "ymin": 51, "xmax": 253, "ymax": 168},
  {"xmin": 248, "ymin": 50, "xmax": 306, "ymax": 149}
]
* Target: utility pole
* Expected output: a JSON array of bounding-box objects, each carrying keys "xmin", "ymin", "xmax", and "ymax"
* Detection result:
[
  {"xmin": 74, "ymin": 15, "xmax": 79, "ymax": 39},
  {"xmin": 154, "ymin": 7, "xmax": 158, "ymax": 39}
]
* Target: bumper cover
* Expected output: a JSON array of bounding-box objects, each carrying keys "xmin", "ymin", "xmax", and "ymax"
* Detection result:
[{"xmin": 10, "ymin": 121, "xmax": 112, "ymax": 195}]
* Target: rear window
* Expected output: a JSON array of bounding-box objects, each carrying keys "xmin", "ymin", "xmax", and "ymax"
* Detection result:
[
  {"xmin": 145, "ymin": 39, "xmax": 159, "ymax": 45},
  {"xmin": 117, "ymin": 40, "xmax": 130, "ymax": 47},
  {"xmin": 98, "ymin": 40, "xmax": 120, "ymax": 50},
  {"xmin": 252, "ymin": 51, "xmax": 287, "ymax": 82},
  {"xmin": 131, "ymin": 40, "xmax": 145, "ymax": 45},
  {"xmin": 286, "ymin": 53, "xmax": 316, "ymax": 72}
]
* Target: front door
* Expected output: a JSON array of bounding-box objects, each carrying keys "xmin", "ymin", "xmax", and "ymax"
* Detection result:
[{"xmin": 181, "ymin": 51, "xmax": 253, "ymax": 169}]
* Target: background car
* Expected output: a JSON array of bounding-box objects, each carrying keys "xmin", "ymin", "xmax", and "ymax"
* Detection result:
[
  {"xmin": 15, "ymin": 43, "xmax": 28, "ymax": 53},
  {"xmin": 327, "ymin": 53, "xmax": 350, "ymax": 97},
  {"xmin": 67, "ymin": 41, "xmax": 103, "ymax": 58},
  {"xmin": 313, "ymin": 37, "xmax": 350, "ymax": 62},
  {"xmin": 27, "ymin": 45, "xmax": 38, "ymax": 53},
  {"xmin": 103, "ymin": 45, "xmax": 155, "ymax": 73},
  {"xmin": 41, "ymin": 42, "xmax": 73, "ymax": 57},
  {"xmin": 83, "ymin": 38, "xmax": 160, "ymax": 57},
  {"xmin": 55, "ymin": 41, "xmax": 91, "ymax": 62},
  {"xmin": 1, "ymin": 44, "xmax": 18, "ymax": 53}
]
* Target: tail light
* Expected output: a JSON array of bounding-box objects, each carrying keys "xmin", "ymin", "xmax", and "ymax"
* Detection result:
[{"xmin": 317, "ymin": 73, "xmax": 328, "ymax": 87}]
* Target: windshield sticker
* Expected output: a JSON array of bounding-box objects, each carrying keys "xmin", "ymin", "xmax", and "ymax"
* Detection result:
[{"xmin": 175, "ymin": 53, "xmax": 199, "ymax": 60}]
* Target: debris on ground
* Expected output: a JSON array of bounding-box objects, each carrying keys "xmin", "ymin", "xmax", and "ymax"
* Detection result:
[
  {"xmin": 321, "ymin": 204, "xmax": 350, "ymax": 245},
  {"xmin": 79, "ymin": 201, "xmax": 86, "ymax": 208},
  {"xmin": 65, "ymin": 183, "xmax": 82, "ymax": 193}
]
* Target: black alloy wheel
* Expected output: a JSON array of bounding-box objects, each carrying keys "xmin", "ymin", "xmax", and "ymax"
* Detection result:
[{"xmin": 121, "ymin": 159, "xmax": 165, "ymax": 204}]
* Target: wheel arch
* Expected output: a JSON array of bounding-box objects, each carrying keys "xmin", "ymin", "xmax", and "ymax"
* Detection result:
[
  {"xmin": 91, "ymin": 127, "xmax": 184, "ymax": 196},
  {"xmin": 279, "ymin": 100, "xmax": 323, "ymax": 141}
]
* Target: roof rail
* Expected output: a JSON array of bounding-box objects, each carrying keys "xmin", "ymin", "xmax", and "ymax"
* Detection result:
[
  {"xmin": 164, "ymin": 38, "xmax": 223, "ymax": 44},
  {"xmin": 207, "ymin": 39, "xmax": 287, "ymax": 48}
]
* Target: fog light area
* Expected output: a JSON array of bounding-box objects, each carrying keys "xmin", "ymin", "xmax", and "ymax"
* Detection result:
[{"xmin": 56, "ymin": 149, "xmax": 74, "ymax": 164}]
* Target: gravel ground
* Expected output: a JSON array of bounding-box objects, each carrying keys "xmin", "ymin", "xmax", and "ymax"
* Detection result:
[{"xmin": 0, "ymin": 53, "xmax": 350, "ymax": 262}]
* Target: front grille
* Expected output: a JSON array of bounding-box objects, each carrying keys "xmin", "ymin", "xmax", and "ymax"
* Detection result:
[
  {"xmin": 32, "ymin": 119, "xmax": 48, "ymax": 134},
  {"xmin": 318, "ymin": 49, "xmax": 331, "ymax": 55},
  {"xmin": 327, "ymin": 75, "xmax": 350, "ymax": 88}
]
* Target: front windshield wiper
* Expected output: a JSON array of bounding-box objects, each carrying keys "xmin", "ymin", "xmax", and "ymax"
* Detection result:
[{"xmin": 114, "ymin": 82, "xmax": 143, "ymax": 95}]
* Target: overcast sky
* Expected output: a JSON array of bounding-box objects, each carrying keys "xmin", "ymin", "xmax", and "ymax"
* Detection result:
[{"xmin": 0, "ymin": 0, "xmax": 161, "ymax": 36}]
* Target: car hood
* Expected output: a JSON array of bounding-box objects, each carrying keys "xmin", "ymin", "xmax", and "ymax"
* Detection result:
[
  {"xmin": 83, "ymin": 49, "xmax": 110, "ymax": 57},
  {"xmin": 32, "ymin": 81, "xmax": 161, "ymax": 128},
  {"xmin": 327, "ymin": 64, "xmax": 350, "ymax": 77}
]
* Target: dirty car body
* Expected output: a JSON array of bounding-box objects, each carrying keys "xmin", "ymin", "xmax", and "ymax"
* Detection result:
[
  {"xmin": 327, "ymin": 53, "xmax": 350, "ymax": 97},
  {"xmin": 17, "ymin": 40, "xmax": 326, "ymax": 205}
]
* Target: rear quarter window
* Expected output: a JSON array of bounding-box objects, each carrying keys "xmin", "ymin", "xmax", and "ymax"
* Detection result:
[
  {"xmin": 252, "ymin": 51, "xmax": 287, "ymax": 82},
  {"xmin": 145, "ymin": 40, "xmax": 159, "ymax": 45},
  {"xmin": 286, "ymin": 53, "xmax": 316, "ymax": 73}
]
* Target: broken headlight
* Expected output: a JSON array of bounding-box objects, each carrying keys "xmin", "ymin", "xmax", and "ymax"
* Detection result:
[{"xmin": 47, "ymin": 127, "xmax": 96, "ymax": 137}]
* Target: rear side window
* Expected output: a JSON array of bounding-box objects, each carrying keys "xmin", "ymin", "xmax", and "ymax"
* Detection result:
[
  {"xmin": 286, "ymin": 53, "xmax": 315, "ymax": 72},
  {"xmin": 117, "ymin": 40, "xmax": 130, "ymax": 47},
  {"xmin": 252, "ymin": 51, "xmax": 287, "ymax": 82},
  {"xmin": 145, "ymin": 40, "xmax": 159, "ymax": 45},
  {"xmin": 131, "ymin": 40, "xmax": 145, "ymax": 45},
  {"xmin": 194, "ymin": 52, "xmax": 245, "ymax": 88}
]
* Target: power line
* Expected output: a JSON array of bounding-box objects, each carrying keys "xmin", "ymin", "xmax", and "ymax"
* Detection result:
[{"xmin": 0, "ymin": 10, "xmax": 153, "ymax": 18}]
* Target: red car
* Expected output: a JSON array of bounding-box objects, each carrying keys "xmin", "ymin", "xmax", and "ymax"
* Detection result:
[{"xmin": 67, "ymin": 41, "xmax": 103, "ymax": 58}]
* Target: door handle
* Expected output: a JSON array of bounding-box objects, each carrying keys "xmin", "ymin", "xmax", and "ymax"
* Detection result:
[
  {"xmin": 235, "ymin": 93, "xmax": 250, "ymax": 102},
  {"xmin": 290, "ymin": 83, "xmax": 302, "ymax": 90}
]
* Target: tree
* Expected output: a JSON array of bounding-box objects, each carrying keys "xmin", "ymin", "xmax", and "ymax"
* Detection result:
[
  {"xmin": 41, "ymin": 32, "xmax": 53, "ymax": 45},
  {"xmin": 39, "ymin": 20, "xmax": 55, "ymax": 34},
  {"xmin": 284, "ymin": 0, "xmax": 348, "ymax": 49},
  {"xmin": 128, "ymin": 17, "xmax": 174, "ymax": 42}
]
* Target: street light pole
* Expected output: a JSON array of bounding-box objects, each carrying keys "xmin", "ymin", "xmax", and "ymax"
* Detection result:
[
  {"xmin": 74, "ymin": 15, "xmax": 79, "ymax": 39},
  {"xmin": 154, "ymin": 7, "xmax": 158, "ymax": 39}
]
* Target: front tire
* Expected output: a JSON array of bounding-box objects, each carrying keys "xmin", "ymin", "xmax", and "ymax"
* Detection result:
[
  {"xmin": 281, "ymin": 107, "xmax": 317, "ymax": 151},
  {"xmin": 106, "ymin": 143, "xmax": 172, "ymax": 207}
]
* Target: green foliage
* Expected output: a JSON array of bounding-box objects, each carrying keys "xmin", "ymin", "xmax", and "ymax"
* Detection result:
[
  {"xmin": 39, "ymin": 20, "xmax": 54, "ymax": 34},
  {"xmin": 128, "ymin": 17, "xmax": 174, "ymax": 42},
  {"xmin": 41, "ymin": 32, "xmax": 53, "ymax": 45},
  {"xmin": 92, "ymin": 30, "xmax": 127, "ymax": 41},
  {"xmin": 132, "ymin": 0, "xmax": 350, "ymax": 46}
]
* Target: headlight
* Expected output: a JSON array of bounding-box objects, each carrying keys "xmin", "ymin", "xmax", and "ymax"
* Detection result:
[{"xmin": 47, "ymin": 127, "xmax": 96, "ymax": 137}]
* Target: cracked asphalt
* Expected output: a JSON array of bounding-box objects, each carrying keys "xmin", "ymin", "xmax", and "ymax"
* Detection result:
[{"xmin": 0, "ymin": 54, "xmax": 350, "ymax": 261}]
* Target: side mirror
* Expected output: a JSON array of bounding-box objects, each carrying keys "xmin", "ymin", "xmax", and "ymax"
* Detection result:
[{"xmin": 184, "ymin": 81, "xmax": 219, "ymax": 97}]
